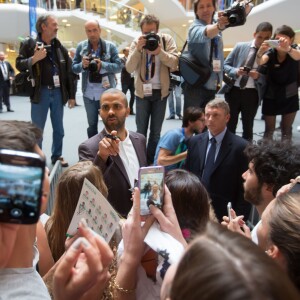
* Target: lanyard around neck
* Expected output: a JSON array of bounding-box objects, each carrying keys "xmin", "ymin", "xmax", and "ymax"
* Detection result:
[{"xmin": 145, "ymin": 54, "xmax": 155, "ymax": 81}]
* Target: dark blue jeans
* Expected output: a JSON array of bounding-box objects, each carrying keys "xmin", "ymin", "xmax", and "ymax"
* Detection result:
[
  {"xmin": 168, "ymin": 84, "xmax": 182, "ymax": 117},
  {"xmin": 136, "ymin": 90, "xmax": 167, "ymax": 164},
  {"xmin": 31, "ymin": 87, "xmax": 64, "ymax": 161},
  {"xmin": 83, "ymin": 96, "xmax": 100, "ymax": 138}
]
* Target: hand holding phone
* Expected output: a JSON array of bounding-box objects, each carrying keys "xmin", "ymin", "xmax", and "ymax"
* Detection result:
[
  {"xmin": 265, "ymin": 40, "xmax": 280, "ymax": 48},
  {"xmin": 0, "ymin": 149, "xmax": 45, "ymax": 224},
  {"xmin": 138, "ymin": 166, "xmax": 165, "ymax": 215}
]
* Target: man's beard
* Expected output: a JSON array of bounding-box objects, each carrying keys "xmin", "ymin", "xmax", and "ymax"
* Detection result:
[{"xmin": 244, "ymin": 184, "xmax": 263, "ymax": 206}]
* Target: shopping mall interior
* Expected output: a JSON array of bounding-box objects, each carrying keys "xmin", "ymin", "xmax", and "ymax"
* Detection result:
[{"xmin": 0, "ymin": 0, "xmax": 299, "ymax": 72}]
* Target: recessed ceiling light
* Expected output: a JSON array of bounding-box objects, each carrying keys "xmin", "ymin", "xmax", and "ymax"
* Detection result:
[
  {"xmin": 188, "ymin": 20, "xmax": 193, "ymax": 23},
  {"xmin": 182, "ymin": 24, "xmax": 187, "ymax": 27},
  {"xmin": 106, "ymin": 29, "xmax": 111, "ymax": 33},
  {"xmin": 62, "ymin": 19, "xmax": 68, "ymax": 23},
  {"xmin": 65, "ymin": 24, "xmax": 71, "ymax": 27},
  {"xmin": 149, "ymin": 0, "xmax": 154, "ymax": 3}
]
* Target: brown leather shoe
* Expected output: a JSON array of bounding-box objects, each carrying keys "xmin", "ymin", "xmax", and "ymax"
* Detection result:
[{"xmin": 52, "ymin": 157, "xmax": 69, "ymax": 167}]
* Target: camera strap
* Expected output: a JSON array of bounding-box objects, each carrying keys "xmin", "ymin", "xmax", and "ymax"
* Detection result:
[{"xmin": 145, "ymin": 54, "xmax": 155, "ymax": 81}]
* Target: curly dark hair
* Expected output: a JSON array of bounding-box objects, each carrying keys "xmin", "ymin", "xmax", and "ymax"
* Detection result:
[{"xmin": 244, "ymin": 142, "xmax": 300, "ymax": 196}]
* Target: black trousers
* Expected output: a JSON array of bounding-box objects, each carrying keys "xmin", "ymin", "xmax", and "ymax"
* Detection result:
[
  {"xmin": 225, "ymin": 86, "xmax": 259, "ymax": 141},
  {"xmin": 0, "ymin": 81, "xmax": 11, "ymax": 111},
  {"xmin": 122, "ymin": 78, "xmax": 135, "ymax": 111}
]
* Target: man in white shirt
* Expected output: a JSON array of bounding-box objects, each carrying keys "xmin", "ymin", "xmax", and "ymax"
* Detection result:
[
  {"xmin": 78, "ymin": 88, "xmax": 147, "ymax": 217},
  {"xmin": 223, "ymin": 22, "xmax": 273, "ymax": 141}
]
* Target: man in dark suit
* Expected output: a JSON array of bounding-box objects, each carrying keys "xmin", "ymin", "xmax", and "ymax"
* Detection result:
[
  {"xmin": 223, "ymin": 22, "xmax": 273, "ymax": 141},
  {"xmin": 121, "ymin": 47, "xmax": 135, "ymax": 115},
  {"xmin": 79, "ymin": 88, "xmax": 147, "ymax": 217},
  {"xmin": 185, "ymin": 99, "xmax": 251, "ymax": 221},
  {"xmin": 0, "ymin": 52, "xmax": 15, "ymax": 113}
]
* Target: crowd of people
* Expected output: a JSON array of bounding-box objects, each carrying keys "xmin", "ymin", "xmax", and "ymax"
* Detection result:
[{"xmin": 0, "ymin": 0, "xmax": 300, "ymax": 299}]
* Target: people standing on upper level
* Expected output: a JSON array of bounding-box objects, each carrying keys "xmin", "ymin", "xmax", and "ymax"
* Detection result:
[{"xmin": 72, "ymin": 19, "xmax": 122, "ymax": 138}]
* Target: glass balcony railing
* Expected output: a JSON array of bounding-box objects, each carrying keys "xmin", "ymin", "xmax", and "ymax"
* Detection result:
[
  {"xmin": 178, "ymin": 0, "xmax": 273, "ymax": 11},
  {"xmin": 0, "ymin": 0, "xmax": 184, "ymax": 49}
]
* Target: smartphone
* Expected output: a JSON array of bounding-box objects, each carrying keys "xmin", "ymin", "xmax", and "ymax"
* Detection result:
[
  {"xmin": 138, "ymin": 166, "xmax": 165, "ymax": 215},
  {"xmin": 36, "ymin": 42, "xmax": 43, "ymax": 50},
  {"xmin": 0, "ymin": 149, "xmax": 45, "ymax": 224},
  {"xmin": 243, "ymin": 66, "xmax": 251, "ymax": 73},
  {"xmin": 227, "ymin": 202, "xmax": 232, "ymax": 221},
  {"xmin": 265, "ymin": 40, "xmax": 280, "ymax": 48}
]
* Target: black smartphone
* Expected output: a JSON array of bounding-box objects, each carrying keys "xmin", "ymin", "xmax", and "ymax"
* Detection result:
[
  {"xmin": 138, "ymin": 166, "xmax": 165, "ymax": 215},
  {"xmin": 0, "ymin": 149, "xmax": 45, "ymax": 224},
  {"xmin": 243, "ymin": 66, "xmax": 251, "ymax": 73}
]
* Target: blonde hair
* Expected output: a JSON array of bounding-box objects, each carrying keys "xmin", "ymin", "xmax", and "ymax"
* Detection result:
[{"xmin": 268, "ymin": 192, "xmax": 300, "ymax": 290}]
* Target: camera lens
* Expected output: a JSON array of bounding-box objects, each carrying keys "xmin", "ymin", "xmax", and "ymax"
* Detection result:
[
  {"xmin": 89, "ymin": 60, "xmax": 98, "ymax": 72},
  {"xmin": 146, "ymin": 38, "xmax": 159, "ymax": 51},
  {"xmin": 228, "ymin": 14, "xmax": 238, "ymax": 24}
]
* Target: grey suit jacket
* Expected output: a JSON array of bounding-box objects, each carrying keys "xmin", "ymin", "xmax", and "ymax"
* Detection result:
[
  {"xmin": 185, "ymin": 129, "xmax": 251, "ymax": 221},
  {"xmin": 78, "ymin": 129, "xmax": 147, "ymax": 217},
  {"xmin": 222, "ymin": 41, "xmax": 266, "ymax": 99}
]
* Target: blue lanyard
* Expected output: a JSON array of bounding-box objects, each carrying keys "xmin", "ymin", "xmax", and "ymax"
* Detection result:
[
  {"xmin": 145, "ymin": 54, "xmax": 155, "ymax": 81},
  {"xmin": 213, "ymin": 37, "xmax": 219, "ymax": 59}
]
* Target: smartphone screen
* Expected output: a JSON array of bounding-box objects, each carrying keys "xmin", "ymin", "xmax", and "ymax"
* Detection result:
[
  {"xmin": 138, "ymin": 166, "xmax": 165, "ymax": 215},
  {"xmin": 0, "ymin": 149, "xmax": 45, "ymax": 224}
]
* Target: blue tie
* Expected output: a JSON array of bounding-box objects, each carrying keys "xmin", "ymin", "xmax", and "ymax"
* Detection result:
[{"xmin": 202, "ymin": 137, "xmax": 216, "ymax": 187}]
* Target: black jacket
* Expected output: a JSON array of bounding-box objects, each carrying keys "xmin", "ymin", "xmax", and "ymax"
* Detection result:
[
  {"xmin": 16, "ymin": 36, "xmax": 75, "ymax": 104},
  {"xmin": 0, "ymin": 61, "xmax": 15, "ymax": 87}
]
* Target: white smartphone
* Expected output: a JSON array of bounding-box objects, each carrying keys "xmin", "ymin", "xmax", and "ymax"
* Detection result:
[
  {"xmin": 227, "ymin": 202, "xmax": 232, "ymax": 221},
  {"xmin": 138, "ymin": 166, "xmax": 165, "ymax": 215},
  {"xmin": 265, "ymin": 40, "xmax": 280, "ymax": 48}
]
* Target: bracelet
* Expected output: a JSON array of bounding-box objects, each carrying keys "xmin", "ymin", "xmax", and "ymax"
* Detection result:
[
  {"xmin": 113, "ymin": 279, "xmax": 136, "ymax": 294},
  {"xmin": 287, "ymin": 46, "xmax": 292, "ymax": 53},
  {"xmin": 217, "ymin": 23, "xmax": 224, "ymax": 32}
]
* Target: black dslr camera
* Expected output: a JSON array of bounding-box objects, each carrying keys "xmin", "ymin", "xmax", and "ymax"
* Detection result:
[
  {"xmin": 223, "ymin": 0, "xmax": 253, "ymax": 28},
  {"xmin": 87, "ymin": 54, "xmax": 102, "ymax": 83},
  {"xmin": 144, "ymin": 32, "xmax": 160, "ymax": 52},
  {"xmin": 88, "ymin": 54, "xmax": 99, "ymax": 73}
]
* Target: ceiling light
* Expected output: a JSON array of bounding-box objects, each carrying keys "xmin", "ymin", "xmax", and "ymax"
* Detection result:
[
  {"xmin": 62, "ymin": 19, "xmax": 68, "ymax": 23},
  {"xmin": 106, "ymin": 29, "xmax": 111, "ymax": 33},
  {"xmin": 188, "ymin": 20, "xmax": 193, "ymax": 23},
  {"xmin": 148, "ymin": 0, "xmax": 154, "ymax": 3},
  {"xmin": 65, "ymin": 24, "xmax": 71, "ymax": 27},
  {"xmin": 182, "ymin": 24, "xmax": 187, "ymax": 27}
]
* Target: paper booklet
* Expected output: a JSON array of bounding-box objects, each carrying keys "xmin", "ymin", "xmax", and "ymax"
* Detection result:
[{"xmin": 67, "ymin": 178, "xmax": 120, "ymax": 243}]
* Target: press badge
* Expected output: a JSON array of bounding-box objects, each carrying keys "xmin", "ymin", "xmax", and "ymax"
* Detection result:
[
  {"xmin": 102, "ymin": 76, "xmax": 110, "ymax": 89},
  {"xmin": 53, "ymin": 75, "xmax": 60, "ymax": 87},
  {"xmin": 213, "ymin": 59, "xmax": 221, "ymax": 72},
  {"xmin": 143, "ymin": 83, "xmax": 152, "ymax": 96}
]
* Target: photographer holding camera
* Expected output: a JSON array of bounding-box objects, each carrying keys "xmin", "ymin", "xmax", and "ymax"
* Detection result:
[
  {"xmin": 126, "ymin": 14, "xmax": 178, "ymax": 164},
  {"xmin": 223, "ymin": 22, "xmax": 273, "ymax": 141},
  {"xmin": 16, "ymin": 14, "xmax": 75, "ymax": 168},
  {"xmin": 72, "ymin": 20, "xmax": 122, "ymax": 138}
]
